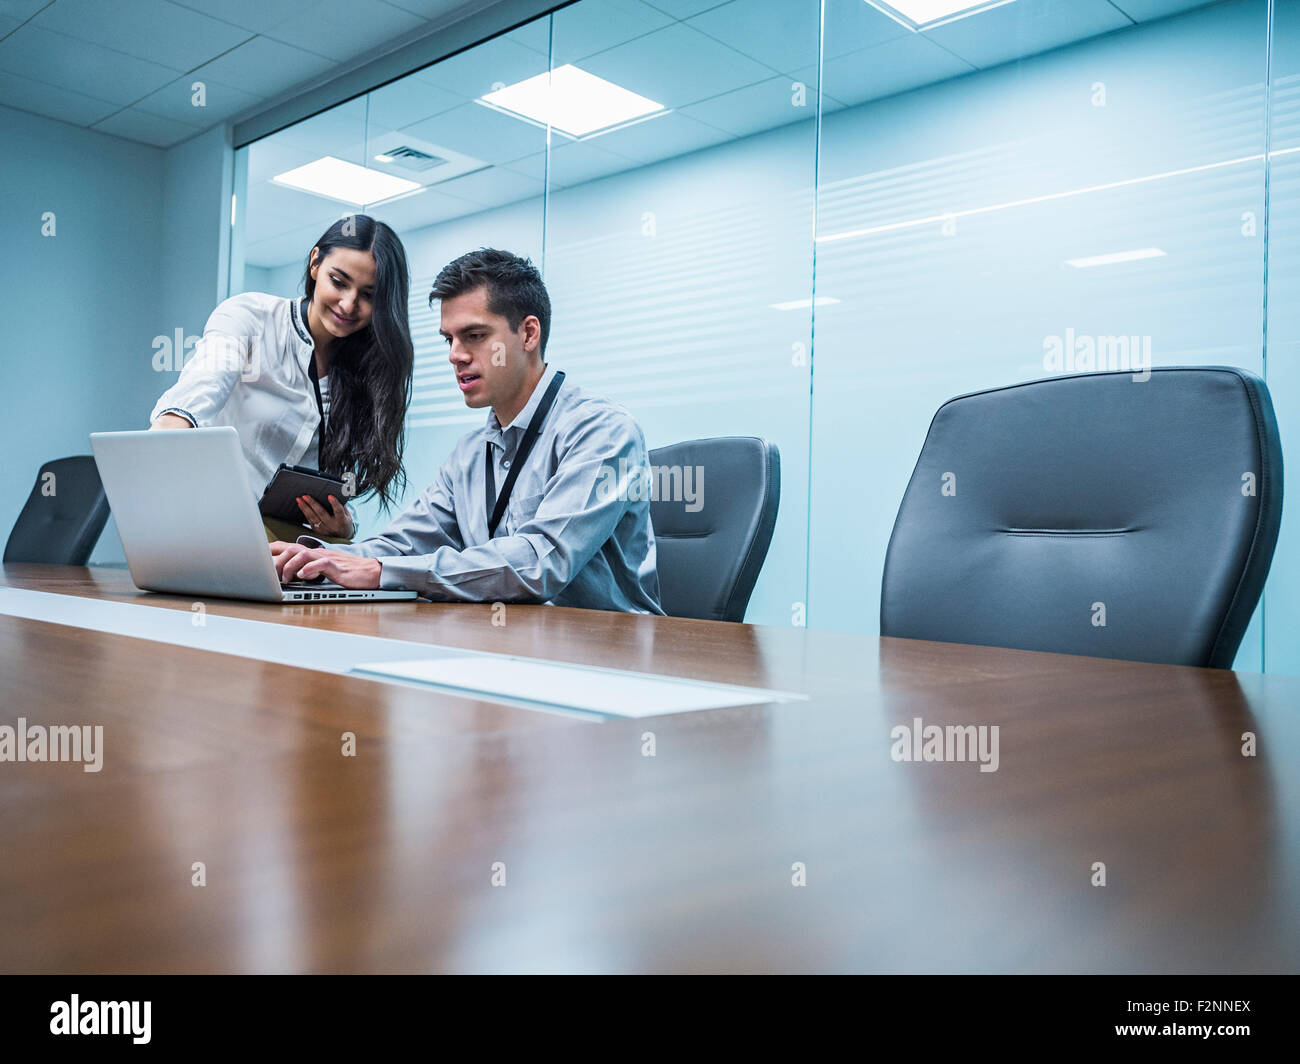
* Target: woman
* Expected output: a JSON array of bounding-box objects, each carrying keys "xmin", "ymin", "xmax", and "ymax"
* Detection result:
[{"xmin": 150, "ymin": 214, "xmax": 414, "ymax": 542}]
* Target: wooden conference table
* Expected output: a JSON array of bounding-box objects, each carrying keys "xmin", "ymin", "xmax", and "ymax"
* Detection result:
[{"xmin": 0, "ymin": 563, "xmax": 1297, "ymax": 974}]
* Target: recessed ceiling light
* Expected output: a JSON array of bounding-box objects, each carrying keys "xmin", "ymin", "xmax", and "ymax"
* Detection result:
[
  {"xmin": 863, "ymin": 0, "xmax": 1017, "ymax": 31},
  {"xmin": 1065, "ymin": 248, "xmax": 1166, "ymax": 268},
  {"xmin": 479, "ymin": 64, "xmax": 666, "ymax": 139},
  {"xmin": 272, "ymin": 156, "xmax": 420, "ymax": 205},
  {"xmin": 770, "ymin": 296, "xmax": 842, "ymax": 311}
]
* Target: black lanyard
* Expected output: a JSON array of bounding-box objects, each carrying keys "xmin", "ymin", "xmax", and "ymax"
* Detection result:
[
  {"xmin": 302, "ymin": 298, "xmax": 328, "ymax": 466},
  {"xmin": 486, "ymin": 370, "xmax": 565, "ymax": 537},
  {"xmin": 308, "ymin": 357, "xmax": 327, "ymax": 466}
]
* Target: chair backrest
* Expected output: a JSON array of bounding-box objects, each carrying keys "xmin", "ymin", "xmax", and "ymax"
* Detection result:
[
  {"xmin": 880, "ymin": 367, "xmax": 1283, "ymax": 668},
  {"xmin": 4, "ymin": 456, "xmax": 110, "ymax": 566},
  {"xmin": 648, "ymin": 437, "xmax": 780, "ymax": 622}
]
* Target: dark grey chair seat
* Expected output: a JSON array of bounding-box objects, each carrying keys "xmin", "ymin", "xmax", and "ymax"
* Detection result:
[
  {"xmin": 881, "ymin": 367, "xmax": 1282, "ymax": 668},
  {"xmin": 4, "ymin": 456, "xmax": 110, "ymax": 566},
  {"xmin": 649, "ymin": 436, "xmax": 780, "ymax": 622}
]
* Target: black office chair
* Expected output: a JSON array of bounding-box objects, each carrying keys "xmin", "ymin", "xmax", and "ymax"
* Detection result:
[
  {"xmin": 648, "ymin": 436, "xmax": 780, "ymax": 622},
  {"xmin": 881, "ymin": 367, "xmax": 1282, "ymax": 668},
  {"xmin": 4, "ymin": 456, "xmax": 111, "ymax": 566}
]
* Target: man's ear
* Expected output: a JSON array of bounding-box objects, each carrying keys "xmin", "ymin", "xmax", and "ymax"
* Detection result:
[{"xmin": 523, "ymin": 315, "xmax": 542, "ymax": 353}]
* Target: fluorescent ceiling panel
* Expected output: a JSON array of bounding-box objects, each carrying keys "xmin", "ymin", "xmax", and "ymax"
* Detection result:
[
  {"xmin": 271, "ymin": 156, "xmax": 420, "ymax": 206},
  {"xmin": 1065, "ymin": 248, "xmax": 1166, "ymax": 268},
  {"xmin": 478, "ymin": 64, "xmax": 666, "ymax": 139},
  {"xmin": 864, "ymin": 0, "xmax": 1017, "ymax": 31}
]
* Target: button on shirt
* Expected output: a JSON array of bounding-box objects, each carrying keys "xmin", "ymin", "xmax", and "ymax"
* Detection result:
[
  {"xmin": 150, "ymin": 293, "xmax": 325, "ymax": 495},
  {"xmin": 297, "ymin": 363, "xmax": 664, "ymax": 614}
]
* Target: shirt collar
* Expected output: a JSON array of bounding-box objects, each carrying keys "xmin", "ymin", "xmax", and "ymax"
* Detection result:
[
  {"xmin": 487, "ymin": 362, "xmax": 557, "ymax": 444},
  {"xmin": 289, "ymin": 296, "xmax": 315, "ymax": 371}
]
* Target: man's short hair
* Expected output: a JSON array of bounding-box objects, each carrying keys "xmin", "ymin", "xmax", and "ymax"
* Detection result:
[{"xmin": 430, "ymin": 248, "xmax": 551, "ymax": 359}]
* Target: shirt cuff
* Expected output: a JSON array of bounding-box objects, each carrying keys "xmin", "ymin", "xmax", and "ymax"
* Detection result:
[
  {"xmin": 378, "ymin": 556, "xmax": 419, "ymax": 592},
  {"xmin": 155, "ymin": 406, "xmax": 197, "ymax": 426}
]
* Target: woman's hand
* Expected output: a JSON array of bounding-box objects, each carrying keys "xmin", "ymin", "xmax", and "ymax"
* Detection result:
[
  {"xmin": 296, "ymin": 493, "xmax": 354, "ymax": 539},
  {"xmin": 150, "ymin": 413, "xmax": 194, "ymax": 429}
]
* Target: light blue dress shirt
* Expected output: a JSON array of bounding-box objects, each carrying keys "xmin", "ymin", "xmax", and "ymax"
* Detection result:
[{"xmin": 298, "ymin": 363, "xmax": 664, "ymax": 614}]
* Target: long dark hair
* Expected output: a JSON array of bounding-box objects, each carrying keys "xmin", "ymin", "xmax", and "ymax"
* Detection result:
[{"xmin": 303, "ymin": 215, "xmax": 413, "ymax": 511}]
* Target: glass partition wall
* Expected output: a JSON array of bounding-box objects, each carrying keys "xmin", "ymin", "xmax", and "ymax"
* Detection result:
[{"xmin": 231, "ymin": 0, "xmax": 1292, "ymax": 670}]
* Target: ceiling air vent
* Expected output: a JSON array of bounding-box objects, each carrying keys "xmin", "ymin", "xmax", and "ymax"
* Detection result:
[{"xmin": 376, "ymin": 145, "xmax": 450, "ymax": 172}]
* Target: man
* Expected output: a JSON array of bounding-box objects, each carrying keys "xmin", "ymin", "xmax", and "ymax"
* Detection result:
[{"xmin": 272, "ymin": 248, "xmax": 664, "ymax": 615}]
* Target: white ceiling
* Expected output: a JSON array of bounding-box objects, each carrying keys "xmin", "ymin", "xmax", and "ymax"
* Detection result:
[
  {"xmin": 0, "ymin": 0, "xmax": 503, "ymax": 145},
  {"xmin": 240, "ymin": 0, "xmax": 1223, "ymax": 267}
]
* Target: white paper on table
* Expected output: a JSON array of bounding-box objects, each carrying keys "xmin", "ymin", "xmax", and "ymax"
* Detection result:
[{"xmin": 350, "ymin": 656, "xmax": 804, "ymax": 718}]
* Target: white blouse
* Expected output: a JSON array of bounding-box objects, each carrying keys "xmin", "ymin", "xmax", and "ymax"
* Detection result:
[{"xmin": 151, "ymin": 292, "xmax": 324, "ymax": 494}]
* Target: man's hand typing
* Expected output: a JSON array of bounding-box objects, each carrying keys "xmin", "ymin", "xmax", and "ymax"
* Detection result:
[{"xmin": 270, "ymin": 541, "xmax": 383, "ymax": 589}]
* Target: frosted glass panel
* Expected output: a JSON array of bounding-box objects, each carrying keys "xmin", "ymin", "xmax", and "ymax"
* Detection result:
[
  {"xmin": 810, "ymin": 0, "xmax": 1270, "ymax": 671},
  {"xmin": 227, "ymin": 0, "xmax": 1296, "ymax": 670}
]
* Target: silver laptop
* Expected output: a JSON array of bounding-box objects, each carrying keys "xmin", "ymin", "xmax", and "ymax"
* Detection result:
[{"xmin": 89, "ymin": 427, "xmax": 418, "ymax": 603}]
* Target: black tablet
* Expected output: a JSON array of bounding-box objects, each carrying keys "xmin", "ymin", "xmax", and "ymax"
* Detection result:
[{"xmin": 258, "ymin": 464, "xmax": 348, "ymax": 525}]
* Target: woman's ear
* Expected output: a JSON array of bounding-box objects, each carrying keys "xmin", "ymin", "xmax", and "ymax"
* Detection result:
[{"xmin": 308, "ymin": 247, "xmax": 321, "ymax": 278}]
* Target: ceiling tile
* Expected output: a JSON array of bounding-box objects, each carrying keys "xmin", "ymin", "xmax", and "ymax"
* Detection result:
[
  {"xmin": 430, "ymin": 163, "xmax": 544, "ymax": 207},
  {"xmin": 381, "ymin": 0, "xmax": 484, "ymax": 19},
  {"xmin": 578, "ymin": 22, "xmax": 774, "ymax": 109},
  {"xmin": 0, "ymin": 1, "xmax": 49, "ymax": 19},
  {"xmin": 585, "ymin": 109, "xmax": 731, "ymax": 165},
  {"xmin": 821, "ymin": 0, "xmax": 913, "ymax": 60},
  {"xmin": 402, "ymin": 100, "xmax": 549, "ymax": 165},
  {"xmin": 799, "ymin": 32, "xmax": 975, "ymax": 108},
  {"xmin": 264, "ymin": 0, "xmax": 427, "ymax": 62},
  {"xmin": 550, "ymin": 0, "xmax": 674, "ymax": 66},
  {"xmin": 187, "ymin": 36, "xmax": 337, "ymax": 98},
  {"xmin": 269, "ymin": 97, "xmax": 373, "ymax": 158},
  {"xmin": 135, "ymin": 74, "xmax": 263, "ymax": 126},
  {"xmin": 685, "ymin": 0, "xmax": 822, "ymax": 73},
  {"xmin": 410, "ymin": 32, "xmax": 548, "ymax": 99},
  {"xmin": 498, "ymin": 12, "xmax": 552, "ymax": 56},
  {"xmin": 360, "ymin": 184, "xmax": 486, "ymax": 232},
  {"xmin": 0, "ymin": 24, "xmax": 184, "ymax": 104},
  {"xmin": 503, "ymin": 139, "xmax": 638, "ymax": 189},
  {"xmin": 30, "ymin": 0, "xmax": 250, "ymax": 69},
  {"xmin": 1108, "ymin": 0, "xmax": 1218, "ymax": 19},
  {"xmin": 923, "ymin": 0, "xmax": 1129, "ymax": 69},
  {"xmin": 367, "ymin": 74, "xmax": 461, "ymax": 130},
  {"xmin": 642, "ymin": 0, "xmax": 730, "ymax": 17},
  {"xmin": 91, "ymin": 106, "xmax": 198, "ymax": 146},
  {"xmin": 678, "ymin": 73, "xmax": 818, "ymax": 138},
  {"xmin": 167, "ymin": 0, "xmax": 315, "ymax": 35},
  {"xmin": 245, "ymin": 137, "xmax": 323, "ymax": 185},
  {"xmin": 0, "ymin": 67, "xmax": 119, "ymax": 125}
]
